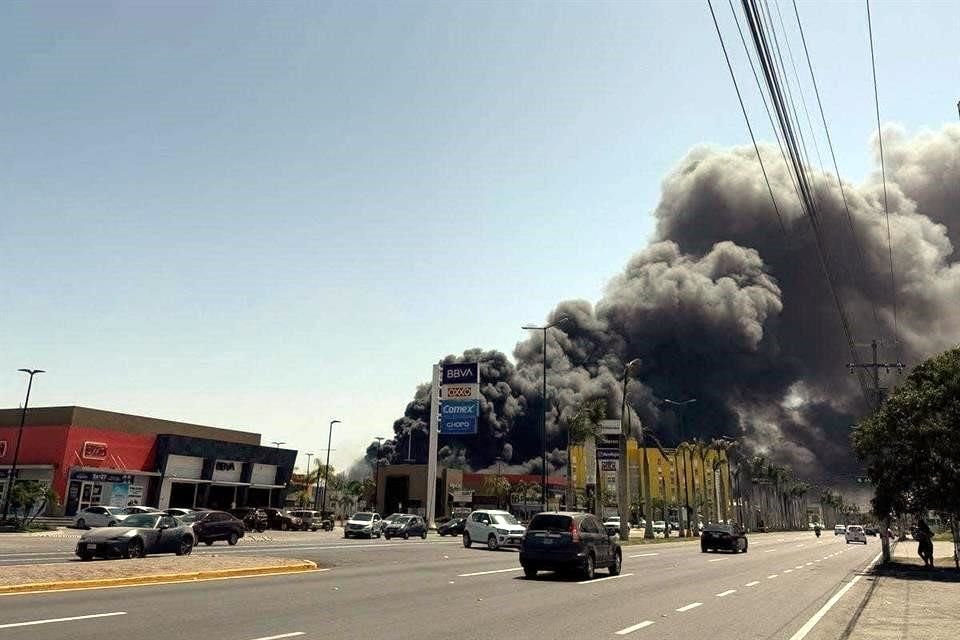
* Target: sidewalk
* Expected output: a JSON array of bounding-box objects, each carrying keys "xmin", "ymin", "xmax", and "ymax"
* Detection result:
[{"xmin": 846, "ymin": 540, "xmax": 959, "ymax": 640}]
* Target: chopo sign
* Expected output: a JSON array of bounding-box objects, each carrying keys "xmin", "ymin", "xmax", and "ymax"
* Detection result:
[{"xmin": 82, "ymin": 441, "xmax": 108, "ymax": 460}]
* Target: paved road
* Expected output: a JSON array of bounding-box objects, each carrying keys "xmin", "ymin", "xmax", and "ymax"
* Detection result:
[{"xmin": 0, "ymin": 530, "xmax": 879, "ymax": 640}]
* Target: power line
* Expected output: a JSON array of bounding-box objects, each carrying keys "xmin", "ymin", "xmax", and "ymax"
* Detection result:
[
  {"xmin": 866, "ymin": 0, "xmax": 899, "ymax": 357},
  {"xmin": 707, "ymin": 0, "xmax": 788, "ymax": 236},
  {"xmin": 792, "ymin": 0, "xmax": 882, "ymax": 336}
]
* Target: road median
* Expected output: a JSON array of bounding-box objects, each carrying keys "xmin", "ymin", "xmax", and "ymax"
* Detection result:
[{"xmin": 0, "ymin": 555, "xmax": 319, "ymax": 595}]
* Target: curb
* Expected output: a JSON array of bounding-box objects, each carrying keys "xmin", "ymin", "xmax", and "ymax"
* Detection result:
[{"xmin": 0, "ymin": 561, "xmax": 318, "ymax": 595}]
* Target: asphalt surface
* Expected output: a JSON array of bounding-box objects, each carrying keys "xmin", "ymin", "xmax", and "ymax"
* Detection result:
[{"xmin": 0, "ymin": 530, "xmax": 880, "ymax": 640}]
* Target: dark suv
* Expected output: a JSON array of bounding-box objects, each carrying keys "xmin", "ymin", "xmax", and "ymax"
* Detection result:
[
  {"xmin": 262, "ymin": 508, "xmax": 304, "ymax": 531},
  {"xmin": 228, "ymin": 508, "xmax": 268, "ymax": 532},
  {"xmin": 519, "ymin": 512, "xmax": 622, "ymax": 580},
  {"xmin": 182, "ymin": 510, "xmax": 246, "ymax": 546}
]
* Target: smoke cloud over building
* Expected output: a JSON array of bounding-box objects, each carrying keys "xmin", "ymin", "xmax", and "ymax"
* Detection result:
[{"xmin": 365, "ymin": 125, "xmax": 960, "ymax": 486}]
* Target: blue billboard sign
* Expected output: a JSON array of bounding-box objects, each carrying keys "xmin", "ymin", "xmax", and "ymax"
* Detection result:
[
  {"xmin": 440, "ymin": 415, "xmax": 478, "ymax": 435},
  {"xmin": 440, "ymin": 400, "xmax": 480, "ymax": 418}
]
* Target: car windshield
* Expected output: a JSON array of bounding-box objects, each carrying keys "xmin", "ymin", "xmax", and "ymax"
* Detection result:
[
  {"xmin": 490, "ymin": 514, "xmax": 518, "ymax": 525},
  {"xmin": 848, "ymin": 526, "xmax": 863, "ymax": 532},
  {"xmin": 179, "ymin": 512, "xmax": 209, "ymax": 523},
  {"xmin": 397, "ymin": 515, "xmax": 414, "ymax": 523},
  {"xmin": 704, "ymin": 524, "xmax": 734, "ymax": 533},
  {"xmin": 529, "ymin": 514, "xmax": 572, "ymax": 532},
  {"xmin": 122, "ymin": 514, "xmax": 161, "ymax": 528},
  {"xmin": 352, "ymin": 513, "xmax": 373, "ymax": 521},
  {"xmin": 104, "ymin": 507, "xmax": 125, "ymax": 515}
]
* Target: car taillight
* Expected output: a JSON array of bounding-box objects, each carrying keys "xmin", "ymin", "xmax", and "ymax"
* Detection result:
[{"xmin": 569, "ymin": 520, "xmax": 580, "ymax": 542}]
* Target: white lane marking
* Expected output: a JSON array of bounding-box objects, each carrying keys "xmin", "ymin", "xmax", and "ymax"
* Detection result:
[
  {"xmin": 795, "ymin": 565, "xmax": 804, "ymax": 569},
  {"xmin": 815, "ymin": 559, "xmax": 821, "ymax": 563},
  {"xmin": 768, "ymin": 574, "xmax": 779, "ymax": 579},
  {"xmin": 806, "ymin": 562, "xmax": 813, "ymax": 566},
  {"xmin": 196, "ymin": 541, "xmax": 461, "ymax": 555},
  {"xmin": 615, "ymin": 621, "xmax": 655, "ymax": 635},
  {"xmin": 764, "ymin": 549, "xmax": 776, "ymax": 553},
  {"xmin": 745, "ymin": 581, "xmax": 760, "ymax": 587},
  {"xmin": 784, "ymin": 569, "xmax": 794, "ymax": 573},
  {"xmin": 676, "ymin": 602, "xmax": 703, "ymax": 612},
  {"xmin": 778, "ymin": 538, "xmax": 786, "ymax": 542},
  {"xmin": 247, "ymin": 634, "xmax": 305, "ymax": 640},
  {"xmin": 0, "ymin": 551, "xmax": 79, "ymax": 557},
  {"xmin": 716, "ymin": 589, "xmax": 737, "ymax": 597},
  {"xmin": 796, "ymin": 544, "xmax": 805, "ymax": 548},
  {"xmin": 457, "ymin": 567, "xmax": 523, "ymax": 577},
  {"xmin": 0, "ymin": 612, "xmax": 126, "ymax": 629},
  {"xmin": 787, "ymin": 552, "xmax": 882, "ymax": 640},
  {"xmin": 629, "ymin": 552, "xmax": 659, "ymax": 558},
  {"xmin": 708, "ymin": 558, "xmax": 727, "ymax": 562},
  {"xmin": 578, "ymin": 573, "xmax": 634, "ymax": 585}
]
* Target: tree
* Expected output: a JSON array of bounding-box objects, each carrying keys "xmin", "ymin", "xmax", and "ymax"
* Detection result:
[
  {"xmin": 565, "ymin": 399, "xmax": 606, "ymax": 510},
  {"xmin": 5, "ymin": 481, "xmax": 58, "ymax": 529},
  {"xmin": 853, "ymin": 346, "xmax": 960, "ymax": 521}
]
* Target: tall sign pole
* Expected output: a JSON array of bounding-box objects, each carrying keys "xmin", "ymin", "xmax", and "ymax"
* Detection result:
[{"xmin": 425, "ymin": 363, "xmax": 440, "ymax": 529}]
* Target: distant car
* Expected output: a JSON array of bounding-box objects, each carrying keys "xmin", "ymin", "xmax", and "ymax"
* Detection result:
[
  {"xmin": 383, "ymin": 514, "xmax": 428, "ymax": 540},
  {"xmin": 463, "ymin": 509, "xmax": 525, "ymax": 550},
  {"xmin": 121, "ymin": 506, "xmax": 162, "ymax": 515},
  {"xmin": 228, "ymin": 508, "xmax": 268, "ymax": 532},
  {"xmin": 344, "ymin": 512, "xmax": 383, "ymax": 538},
  {"xmin": 180, "ymin": 510, "xmax": 245, "ymax": 546},
  {"xmin": 669, "ymin": 521, "xmax": 680, "ymax": 533},
  {"xmin": 165, "ymin": 508, "xmax": 196, "ymax": 518},
  {"xmin": 845, "ymin": 524, "xmax": 867, "ymax": 544},
  {"xmin": 73, "ymin": 506, "xmax": 127, "ymax": 529},
  {"xmin": 289, "ymin": 510, "xmax": 334, "ymax": 531},
  {"xmin": 520, "ymin": 511, "xmax": 622, "ymax": 580},
  {"xmin": 808, "ymin": 522, "xmax": 819, "ymax": 530},
  {"xmin": 437, "ymin": 517, "xmax": 466, "ymax": 536},
  {"xmin": 262, "ymin": 508, "xmax": 304, "ymax": 531},
  {"xmin": 382, "ymin": 513, "xmax": 406, "ymax": 529},
  {"xmin": 75, "ymin": 512, "xmax": 194, "ymax": 560},
  {"xmin": 701, "ymin": 523, "xmax": 748, "ymax": 553},
  {"xmin": 834, "ymin": 524, "xmax": 847, "ymax": 536},
  {"xmin": 602, "ymin": 516, "xmax": 622, "ymax": 537},
  {"xmin": 864, "ymin": 525, "xmax": 879, "ymax": 536},
  {"xmin": 653, "ymin": 521, "xmax": 666, "ymax": 535}
]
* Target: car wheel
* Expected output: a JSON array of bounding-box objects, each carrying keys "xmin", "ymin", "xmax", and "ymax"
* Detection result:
[
  {"xmin": 76, "ymin": 518, "xmax": 86, "ymax": 529},
  {"xmin": 205, "ymin": 540, "xmax": 214, "ymax": 546},
  {"xmin": 742, "ymin": 540, "xmax": 749, "ymax": 553},
  {"xmin": 701, "ymin": 546, "xmax": 709, "ymax": 553},
  {"xmin": 385, "ymin": 534, "xmax": 391, "ymax": 540},
  {"xmin": 421, "ymin": 531, "xmax": 427, "ymax": 540},
  {"xmin": 609, "ymin": 550, "xmax": 622, "ymax": 576},
  {"xmin": 523, "ymin": 565, "xmax": 538, "ymax": 579},
  {"xmin": 79, "ymin": 553, "xmax": 94, "ymax": 562},
  {"xmin": 438, "ymin": 532, "xmax": 446, "ymax": 537},
  {"xmin": 487, "ymin": 534, "xmax": 499, "ymax": 551},
  {"xmin": 228, "ymin": 533, "xmax": 239, "ymax": 546},
  {"xmin": 463, "ymin": 532, "xmax": 472, "ymax": 548},
  {"xmin": 403, "ymin": 532, "xmax": 409, "ymax": 540},
  {"xmin": 126, "ymin": 539, "xmax": 144, "ymax": 559},
  {"xmin": 846, "ymin": 540, "xmax": 850, "ymax": 544},
  {"xmin": 107, "ymin": 521, "xmax": 116, "ymax": 527},
  {"xmin": 344, "ymin": 532, "xmax": 351, "ymax": 539},
  {"xmin": 176, "ymin": 538, "xmax": 193, "ymax": 556},
  {"xmin": 582, "ymin": 553, "xmax": 596, "ymax": 580}
]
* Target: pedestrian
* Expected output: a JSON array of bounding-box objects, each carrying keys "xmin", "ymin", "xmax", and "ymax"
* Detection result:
[{"xmin": 916, "ymin": 518, "xmax": 934, "ymax": 568}]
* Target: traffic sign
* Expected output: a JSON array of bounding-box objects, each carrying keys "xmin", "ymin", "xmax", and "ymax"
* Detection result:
[{"xmin": 441, "ymin": 362, "xmax": 479, "ymax": 385}]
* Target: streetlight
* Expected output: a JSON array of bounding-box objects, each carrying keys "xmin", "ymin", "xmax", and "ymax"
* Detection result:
[
  {"xmin": 522, "ymin": 315, "xmax": 569, "ymax": 511},
  {"xmin": 374, "ymin": 437, "xmax": 385, "ymax": 513},
  {"xmin": 2, "ymin": 369, "xmax": 44, "ymax": 522},
  {"xmin": 271, "ymin": 441, "xmax": 286, "ymax": 449},
  {"xmin": 303, "ymin": 453, "xmax": 314, "ymax": 508},
  {"xmin": 320, "ymin": 420, "xmax": 340, "ymax": 515},
  {"xmin": 619, "ymin": 359, "xmax": 641, "ymax": 541},
  {"xmin": 662, "ymin": 398, "xmax": 696, "ymax": 536}
]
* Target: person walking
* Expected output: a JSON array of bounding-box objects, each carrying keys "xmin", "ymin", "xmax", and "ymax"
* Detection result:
[{"xmin": 916, "ymin": 518, "xmax": 934, "ymax": 568}]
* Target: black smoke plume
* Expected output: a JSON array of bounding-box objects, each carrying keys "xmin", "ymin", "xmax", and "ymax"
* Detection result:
[{"xmin": 363, "ymin": 125, "xmax": 960, "ymax": 485}]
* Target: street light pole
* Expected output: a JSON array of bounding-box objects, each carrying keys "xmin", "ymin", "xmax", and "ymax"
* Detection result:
[
  {"xmin": 2, "ymin": 369, "xmax": 44, "ymax": 522},
  {"xmin": 522, "ymin": 316, "xmax": 568, "ymax": 512},
  {"xmin": 303, "ymin": 453, "xmax": 314, "ymax": 508},
  {"xmin": 374, "ymin": 437, "xmax": 384, "ymax": 513},
  {"xmin": 619, "ymin": 359, "xmax": 641, "ymax": 541},
  {"xmin": 320, "ymin": 420, "xmax": 340, "ymax": 515}
]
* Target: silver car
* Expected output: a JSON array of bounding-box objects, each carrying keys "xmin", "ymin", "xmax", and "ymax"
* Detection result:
[
  {"xmin": 75, "ymin": 512, "xmax": 195, "ymax": 560},
  {"xmin": 73, "ymin": 506, "xmax": 127, "ymax": 529}
]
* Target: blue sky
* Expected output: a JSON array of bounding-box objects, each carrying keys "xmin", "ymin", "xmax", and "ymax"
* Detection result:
[{"xmin": 2, "ymin": 1, "xmax": 957, "ymax": 472}]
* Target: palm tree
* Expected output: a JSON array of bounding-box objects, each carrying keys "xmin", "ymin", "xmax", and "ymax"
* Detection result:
[{"xmin": 565, "ymin": 399, "xmax": 606, "ymax": 511}]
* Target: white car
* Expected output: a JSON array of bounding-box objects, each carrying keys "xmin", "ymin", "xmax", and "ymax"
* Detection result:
[
  {"xmin": 845, "ymin": 524, "xmax": 867, "ymax": 544},
  {"xmin": 73, "ymin": 506, "xmax": 128, "ymax": 529},
  {"xmin": 603, "ymin": 516, "xmax": 622, "ymax": 536},
  {"xmin": 834, "ymin": 524, "xmax": 847, "ymax": 536},
  {"xmin": 343, "ymin": 512, "xmax": 382, "ymax": 538},
  {"xmin": 463, "ymin": 509, "xmax": 525, "ymax": 550},
  {"xmin": 653, "ymin": 521, "xmax": 666, "ymax": 535}
]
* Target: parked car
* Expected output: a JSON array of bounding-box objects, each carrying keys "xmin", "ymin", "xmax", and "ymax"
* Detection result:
[
  {"xmin": 261, "ymin": 508, "xmax": 303, "ymax": 531},
  {"xmin": 165, "ymin": 508, "xmax": 197, "ymax": 518},
  {"xmin": 289, "ymin": 510, "xmax": 334, "ymax": 531},
  {"xmin": 344, "ymin": 512, "xmax": 383, "ymax": 538},
  {"xmin": 383, "ymin": 514, "xmax": 428, "ymax": 540},
  {"xmin": 700, "ymin": 523, "xmax": 749, "ymax": 553},
  {"xmin": 845, "ymin": 524, "xmax": 867, "ymax": 544},
  {"xmin": 181, "ymin": 510, "xmax": 245, "ymax": 546},
  {"xmin": 382, "ymin": 513, "xmax": 405, "ymax": 529},
  {"xmin": 73, "ymin": 506, "xmax": 127, "ymax": 529},
  {"xmin": 520, "ymin": 511, "xmax": 622, "ymax": 580},
  {"xmin": 602, "ymin": 516, "xmax": 622, "ymax": 537},
  {"xmin": 121, "ymin": 505, "xmax": 162, "ymax": 515},
  {"xmin": 864, "ymin": 525, "xmax": 879, "ymax": 536},
  {"xmin": 652, "ymin": 521, "xmax": 667, "ymax": 535},
  {"xmin": 463, "ymin": 509, "xmax": 525, "ymax": 550},
  {"xmin": 834, "ymin": 524, "xmax": 847, "ymax": 536},
  {"xmin": 437, "ymin": 517, "xmax": 466, "ymax": 536},
  {"xmin": 228, "ymin": 507, "xmax": 268, "ymax": 532},
  {"xmin": 75, "ymin": 512, "xmax": 194, "ymax": 560}
]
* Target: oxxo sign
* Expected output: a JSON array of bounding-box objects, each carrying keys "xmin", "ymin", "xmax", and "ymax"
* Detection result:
[{"xmin": 439, "ymin": 362, "xmax": 480, "ymax": 435}]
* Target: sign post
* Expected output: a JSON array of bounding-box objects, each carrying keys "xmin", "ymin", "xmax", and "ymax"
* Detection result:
[{"xmin": 425, "ymin": 364, "xmax": 440, "ymax": 529}]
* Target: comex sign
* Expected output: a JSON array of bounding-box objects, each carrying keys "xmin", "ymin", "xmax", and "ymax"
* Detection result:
[{"xmin": 439, "ymin": 362, "xmax": 480, "ymax": 435}]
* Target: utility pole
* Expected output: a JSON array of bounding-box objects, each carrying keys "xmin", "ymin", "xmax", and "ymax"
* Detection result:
[
  {"xmin": 2, "ymin": 369, "xmax": 44, "ymax": 522},
  {"xmin": 848, "ymin": 339, "xmax": 905, "ymax": 564},
  {"xmin": 303, "ymin": 452, "xmax": 313, "ymax": 508},
  {"xmin": 320, "ymin": 419, "xmax": 340, "ymax": 516}
]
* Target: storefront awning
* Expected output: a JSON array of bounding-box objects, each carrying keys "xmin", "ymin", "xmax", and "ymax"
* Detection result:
[
  {"xmin": 73, "ymin": 466, "xmax": 161, "ymax": 477},
  {"xmin": 250, "ymin": 483, "xmax": 285, "ymax": 490}
]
